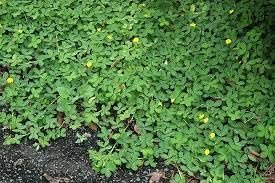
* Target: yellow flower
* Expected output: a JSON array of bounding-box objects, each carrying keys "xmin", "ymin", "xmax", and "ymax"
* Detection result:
[
  {"xmin": 132, "ymin": 37, "xmax": 139, "ymax": 44},
  {"xmin": 86, "ymin": 61, "xmax": 93, "ymax": 68},
  {"xmin": 171, "ymin": 98, "xmax": 175, "ymax": 103},
  {"xmin": 17, "ymin": 29, "xmax": 23, "ymax": 33},
  {"xmin": 158, "ymin": 101, "xmax": 163, "ymax": 106},
  {"xmin": 107, "ymin": 34, "xmax": 113, "ymax": 40},
  {"xmin": 144, "ymin": 14, "xmax": 150, "ymax": 18},
  {"xmin": 225, "ymin": 39, "xmax": 232, "ymax": 45},
  {"xmin": 204, "ymin": 149, "xmax": 210, "ymax": 156},
  {"xmin": 198, "ymin": 114, "xmax": 204, "ymax": 119},
  {"xmin": 229, "ymin": 9, "xmax": 234, "ymax": 14},
  {"xmin": 190, "ymin": 22, "xmax": 196, "ymax": 27},
  {"xmin": 203, "ymin": 117, "xmax": 209, "ymax": 123},
  {"xmin": 209, "ymin": 132, "xmax": 215, "ymax": 139},
  {"xmin": 6, "ymin": 77, "xmax": 14, "ymax": 84}
]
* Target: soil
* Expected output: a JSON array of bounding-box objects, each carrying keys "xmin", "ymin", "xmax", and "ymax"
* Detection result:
[
  {"xmin": 1, "ymin": 126, "xmax": 272, "ymax": 183},
  {"xmin": 0, "ymin": 127, "xmax": 177, "ymax": 183},
  {"xmin": 264, "ymin": 164, "xmax": 275, "ymax": 183}
]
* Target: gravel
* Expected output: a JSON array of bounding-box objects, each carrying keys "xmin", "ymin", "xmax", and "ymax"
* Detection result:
[{"xmin": 0, "ymin": 127, "xmax": 175, "ymax": 183}]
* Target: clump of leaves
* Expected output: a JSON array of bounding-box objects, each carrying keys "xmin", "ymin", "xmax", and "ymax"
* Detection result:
[{"xmin": 0, "ymin": 0, "xmax": 274, "ymax": 181}]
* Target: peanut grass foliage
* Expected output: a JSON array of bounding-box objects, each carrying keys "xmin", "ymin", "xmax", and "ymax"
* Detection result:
[{"xmin": 0, "ymin": 0, "xmax": 274, "ymax": 182}]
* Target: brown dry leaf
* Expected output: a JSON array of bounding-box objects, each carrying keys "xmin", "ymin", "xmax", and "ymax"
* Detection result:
[
  {"xmin": 148, "ymin": 171, "xmax": 166, "ymax": 183},
  {"xmin": 133, "ymin": 124, "xmax": 141, "ymax": 135},
  {"xmin": 186, "ymin": 176, "xmax": 200, "ymax": 183},
  {"xmin": 264, "ymin": 164, "xmax": 275, "ymax": 176},
  {"xmin": 248, "ymin": 147, "xmax": 261, "ymax": 161},
  {"xmin": 43, "ymin": 173, "xmax": 70, "ymax": 183},
  {"xmin": 108, "ymin": 131, "xmax": 114, "ymax": 139},
  {"xmin": 89, "ymin": 123, "xmax": 98, "ymax": 132},
  {"xmin": 264, "ymin": 164, "xmax": 275, "ymax": 183},
  {"xmin": 249, "ymin": 149, "xmax": 260, "ymax": 158},
  {"xmin": 56, "ymin": 112, "xmax": 67, "ymax": 128},
  {"xmin": 266, "ymin": 177, "xmax": 275, "ymax": 183}
]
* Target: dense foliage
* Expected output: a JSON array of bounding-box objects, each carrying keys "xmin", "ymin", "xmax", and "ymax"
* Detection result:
[{"xmin": 1, "ymin": 0, "xmax": 274, "ymax": 182}]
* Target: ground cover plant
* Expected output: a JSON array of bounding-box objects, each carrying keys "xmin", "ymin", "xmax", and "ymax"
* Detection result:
[{"xmin": 0, "ymin": 0, "xmax": 274, "ymax": 182}]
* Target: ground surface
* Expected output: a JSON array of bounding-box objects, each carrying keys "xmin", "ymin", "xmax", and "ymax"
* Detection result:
[
  {"xmin": 1, "ymin": 126, "xmax": 274, "ymax": 183},
  {"xmin": 0, "ymin": 127, "xmax": 178, "ymax": 183}
]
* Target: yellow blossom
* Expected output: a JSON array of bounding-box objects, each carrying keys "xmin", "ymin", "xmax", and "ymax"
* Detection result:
[
  {"xmin": 190, "ymin": 22, "xmax": 196, "ymax": 27},
  {"xmin": 204, "ymin": 149, "xmax": 210, "ymax": 156},
  {"xmin": 6, "ymin": 77, "xmax": 14, "ymax": 84},
  {"xmin": 171, "ymin": 98, "xmax": 175, "ymax": 103},
  {"xmin": 86, "ymin": 61, "xmax": 93, "ymax": 68},
  {"xmin": 144, "ymin": 14, "xmax": 150, "ymax": 18},
  {"xmin": 17, "ymin": 29, "xmax": 23, "ymax": 33},
  {"xmin": 132, "ymin": 37, "xmax": 139, "ymax": 44},
  {"xmin": 225, "ymin": 39, "xmax": 232, "ymax": 45},
  {"xmin": 107, "ymin": 34, "xmax": 113, "ymax": 40},
  {"xmin": 203, "ymin": 117, "xmax": 209, "ymax": 123},
  {"xmin": 209, "ymin": 132, "xmax": 215, "ymax": 139},
  {"xmin": 229, "ymin": 9, "xmax": 234, "ymax": 14},
  {"xmin": 198, "ymin": 114, "xmax": 205, "ymax": 119}
]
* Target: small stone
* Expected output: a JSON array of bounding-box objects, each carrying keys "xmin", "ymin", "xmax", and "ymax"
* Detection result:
[
  {"xmin": 13, "ymin": 159, "xmax": 24, "ymax": 167},
  {"xmin": 83, "ymin": 133, "xmax": 91, "ymax": 138}
]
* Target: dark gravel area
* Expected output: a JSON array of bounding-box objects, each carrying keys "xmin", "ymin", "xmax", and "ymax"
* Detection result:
[{"xmin": 0, "ymin": 127, "xmax": 176, "ymax": 183}]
